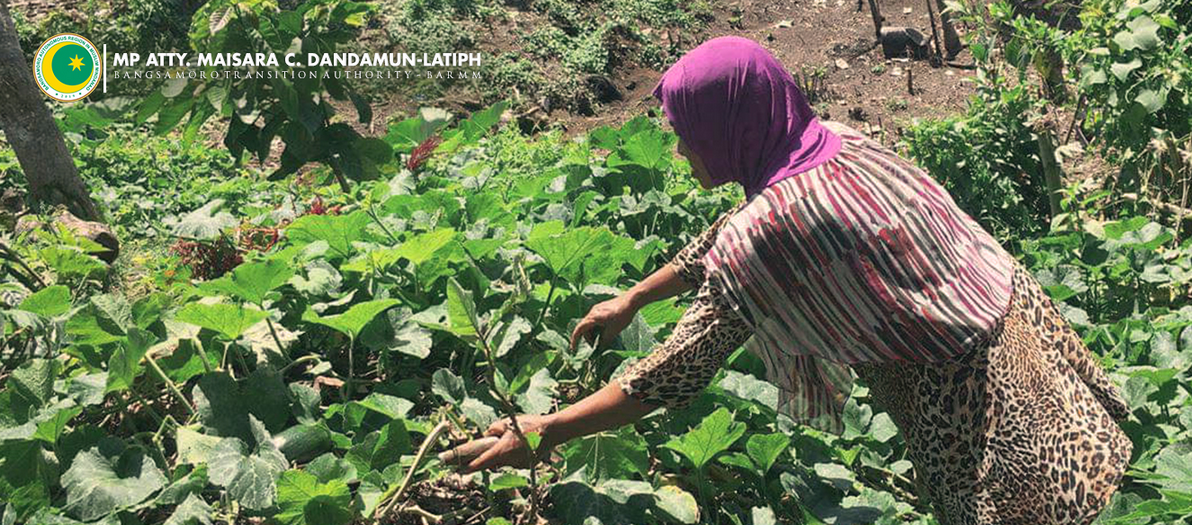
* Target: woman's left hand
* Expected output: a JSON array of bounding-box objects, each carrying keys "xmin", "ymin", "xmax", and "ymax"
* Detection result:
[{"xmin": 463, "ymin": 414, "xmax": 553, "ymax": 473}]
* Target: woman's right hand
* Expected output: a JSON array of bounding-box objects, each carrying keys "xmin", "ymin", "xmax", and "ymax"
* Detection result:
[{"xmin": 570, "ymin": 294, "xmax": 638, "ymax": 351}]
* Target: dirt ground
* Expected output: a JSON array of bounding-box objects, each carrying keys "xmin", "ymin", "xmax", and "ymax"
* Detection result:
[
  {"xmin": 549, "ymin": 0, "xmax": 981, "ymax": 145},
  {"xmin": 358, "ymin": 0, "xmax": 983, "ymax": 149},
  {"xmin": 11, "ymin": 0, "xmax": 982, "ymax": 150}
]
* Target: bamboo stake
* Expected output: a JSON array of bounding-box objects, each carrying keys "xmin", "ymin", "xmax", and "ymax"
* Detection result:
[
  {"xmin": 924, "ymin": 0, "xmax": 944, "ymax": 66},
  {"xmin": 866, "ymin": 0, "xmax": 883, "ymax": 41}
]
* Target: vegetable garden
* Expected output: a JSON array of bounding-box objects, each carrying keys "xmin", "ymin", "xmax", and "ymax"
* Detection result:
[{"xmin": 0, "ymin": 0, "xmax": 1190, "ymax": 524}]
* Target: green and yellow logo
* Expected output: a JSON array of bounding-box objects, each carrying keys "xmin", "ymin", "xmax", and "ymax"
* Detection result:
[{"xmin": 32, "ymin": 33, "xmax": 101, "ymax": 102}]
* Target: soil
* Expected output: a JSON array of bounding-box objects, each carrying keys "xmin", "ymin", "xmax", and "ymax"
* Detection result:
[
  {"xmin": 346, "ymin": 0, "xmax": 984, "ymax": 149},
  {"xmin": 553, "ymin": 0, "xmax": 981, "ymax": 146},
  {"xmin": 11, "ymin": 0, "xmax": 985, "ymax": 156}
]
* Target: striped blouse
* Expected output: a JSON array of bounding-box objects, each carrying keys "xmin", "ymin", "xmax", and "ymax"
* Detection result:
[{"xmin": 616, "ymin": 121, "xmax": 1015, "ymax": 431}]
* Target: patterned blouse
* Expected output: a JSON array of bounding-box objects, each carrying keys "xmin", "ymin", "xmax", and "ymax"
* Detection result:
[{"xmin": 615, "ymin": 121, "xmax": 1016, "ymax": 429}]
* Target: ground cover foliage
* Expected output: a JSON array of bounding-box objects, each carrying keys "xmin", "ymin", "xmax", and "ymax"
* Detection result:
[{"xmin": 1, "ymin": 0, "xmax": 1192, "ymax": 523}]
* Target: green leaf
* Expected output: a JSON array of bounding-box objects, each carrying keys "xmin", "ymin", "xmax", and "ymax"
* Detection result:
[
  {"xmin": 65, "ymin": 294, "xmax": 131, "ymax": 346},
  {"xmin": 199, "ymin": 259, "xmax": 294, "ymax": 305},
  {"xmin": 193, "ymin": 371, "xmax": 292, "ymax": 441},
  {"xmin": 105, "ymin": 328, "xmax": 155, "ymax": 394},
  {"xmin": 431, "ymin": 369, "xmax": 466, "ymax": 404},
  {"xmin": 157, "ymin": 465, "xmax": 210, "ymax": 506},
  {"xmin": 169, "ymin": 200, "xmax": 237, "ymax": 240},
  {"xmin": 446, "ymin": 277, "xmax": 480, "ymax": 338},
  {"xmin": 18, "ymin": 286, "xmax": 71, "ymax": 317},
  {"xmin": 176, "ymin": 302, "xmax": 268, "ymax": 341},
  {"xmin": 517, "ymin": 368, "xmax": 558, "ymax": 415},
  {"xmin": 302, "ymin": 299, "xmax": 399, "ymax": 338},
  {"xmin": 1137, "ymin": 89, "xmax": 1166, "ymax": 113},
  {"xmin": 460, "ymin": 397, "xmax": 497, "ymax": 429},
  {"xmin": 275, "ymin": 470, "xmax": 354, "ymax": 525},
  {"xmin": 164, "ymin": 494, "xmax": 214, "ymax": 525},
  {"xmin": 10, "ymin": 359, "xmax": 56, "ymax": 406},
  {"xmin": 1114, "ymin": 15, "xmax": 1161, "ymax": 51},
  {"xmin": 61, "ymin": 446, "xmax": 167, "ymax": 521},
  {"xmin": 746, "ymin": 433, "xmax": 789, "ymax": 473},
  {"xmin": 286, "ymin": 212, "xmax": 372, "ymax": 258},
  {"xmin": 654, "ymin": 485, "xmax": 699, "ymax": 524},
  {"xmin": 384, "ymin": 108, "xmax": 451, "ymax": 153},
  {"xmin": 560, "ymin": 426, "xmax": 648, "ymax": 482},
  {"xmin": 176, "ymin": 426, "xmax": 223, "ymax": 465},
  {"xmin": 664, "ymin": 407, "xmax": 747, "ymax": 469},
  {"xmin": 489, "ymin": 473, "xmax": 529, "ymax": 491},
  {"xmin": 526, "ymin": 224, "xmax": 638, "ymax": 286},
  {"xmin": 752, "ymin": 506, "xmax": 777, "ymax": 525},
  {"xmin": 38, "ymin": 246, "xmax": 106, "ymax": 280},
  {"xmin": 717, "ymin": 370, "xmax": 780, "ymax": 408},
  {"xmin": 869, "ymin": 413, "xmax": 899, "ymax": 443},
  {"xmin": 207, "ymin": 427, "xmax": 288, "ymax": 511}
]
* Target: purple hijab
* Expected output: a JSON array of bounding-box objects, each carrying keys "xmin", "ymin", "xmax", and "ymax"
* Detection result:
[{"xmin": 652, "ymin": 36, "xmax": 842, "ymax": 197}]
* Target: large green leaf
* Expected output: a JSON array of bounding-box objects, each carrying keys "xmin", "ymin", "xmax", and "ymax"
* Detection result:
[
  {"xmin": 746, "ymin": 433, "xmax": 789, "ymax": 473},
  {"xmin": 66, "ymin": 294, "xmax": 132, "ymax": 346},
  {"xmin": 175, "ymin": 302, "xmax": 268, "ymax": 340},
  {"xmin": 163, "ymin": 494, "xmax": 214, "ymax": 525},
  {"xmin": 38, "ymin": 246, "xmax": 107, "ymax": 280},
  {"xmin": 275, "ymin": 470, "xmax": 354, "ymax": 525},
  {"xmin": 18, "ymin": 286, "xmax": 71, "ymax": 318},
  {"xmin": 395, "ymin": 229, "xmax": 459, "ymax": 265},
  {"xmin": 526, "ymin": 223, "xmax": 638, "ymax": 286},
  {"xmin": 445, "ymin": 277, "xmax": 480, "ymax": 338},
  {"xmin": 431, "ymin": 369, "xmax": 466, "ymax": 404},
  {"xmin": 517, "ymin": 368, "xmax": 558, "ymax": 415},
  {"xmin": 664, "ymin": 407, "xmax": 746, "ymax": 469},
  {"xmin": 207, "ymin": 417, "xmax": 288, "ymax": 511},
  {"xmin": 10, "ymin": 359, "xmax": 56, "ymax": 406},
  {"xmin": 285, "ymin": 211, "xmax": 372, "ymax": 258},
  {"xmin": 105, "ymin": 328, "xmax": 155, "ymax": 394},
  {"xmin": 169, "ymin": 199, "xmax": 237, "ymax": 240},
  {"xmin": 560, "ymin": 426, "xmax": 648, "ymax": 482},
  {"xmin": 302, "ymin": 299, "xmax": 399, "ymax": 338},
  {"xmin": 61, "ymin": 446, "xmax": 167, "ymax": 521},
  {"xmin": 199, "ymin": 259, "xmax": 294, "ymax": 305},
  {"xmin": 193, "ymin": 370, "xmax": 292, "ymax": 441}
]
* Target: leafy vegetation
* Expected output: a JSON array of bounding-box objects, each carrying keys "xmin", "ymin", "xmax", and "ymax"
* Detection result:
[{"xmin": 2, "ymin": 0, "xmax": 1192, "ymax": 523}]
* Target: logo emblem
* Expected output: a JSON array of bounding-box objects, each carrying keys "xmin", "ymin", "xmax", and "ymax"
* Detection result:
[{"xmin": 32, "ymin": 33, "xmax": 101, "ymax": 102}]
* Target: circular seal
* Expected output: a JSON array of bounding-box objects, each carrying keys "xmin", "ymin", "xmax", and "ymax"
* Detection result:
[{"xmin": 32, "ymin": 33, "xmax": 102, "ymax": 102}]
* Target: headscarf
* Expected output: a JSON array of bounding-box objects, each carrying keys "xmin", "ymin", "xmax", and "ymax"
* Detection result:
[{"xmin": 651, "ymin": 36, "xmax": 841, "ymax": 197}]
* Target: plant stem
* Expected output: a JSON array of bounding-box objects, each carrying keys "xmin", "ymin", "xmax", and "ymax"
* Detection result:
[
  {"xmin": 475, "ymin": 326, "xmax": 542, "ymax": 516},
  {"xmin": 145, "ymin": 350, "xmax": 195, "ymax": 415},
  {"xmin": 533, "ymin": 274, "xmax": 558, "ymax": 329},
  {"xmin": 0, "ymin": 241, "xmax": 46, "ymax": 290},
  {"xmin": 265, "ymin": 317, "xmax": 286, "ymax": 357},
  {"xmin": 374, "ymin": 419, "xmax": 451, "ymax": 520},
  {"xmin": 344, "ymin": 336, "xmax": 355, "ymax": 402},
  {"xmin": 279, "ymin": 354, "xmax": 321, "ymax": 375},
  {"xmin": 367, "ymin": 204, "xmax": 400, "ymax": 244}
]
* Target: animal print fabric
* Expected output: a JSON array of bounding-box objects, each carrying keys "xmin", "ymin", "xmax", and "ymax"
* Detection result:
[
  {"xmin": 616, "ymin": 271, "xmax": 753, "ymax": 409},
  {"xmin": 617, "ymin": 227, "xmax": 1132, "ymax": 524},
  {"xmin": 852, "ymin": 261, "xmax": 1132, "ymax": 524}
]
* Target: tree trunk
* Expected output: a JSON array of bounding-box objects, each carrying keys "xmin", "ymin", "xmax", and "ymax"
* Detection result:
[{"xmin": 0, "ymin": 0, "xmax": 101, "ymax": 222}]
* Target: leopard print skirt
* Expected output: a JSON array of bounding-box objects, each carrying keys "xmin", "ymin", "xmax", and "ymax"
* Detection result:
[{"xmin": 852, "ymin": 263, "xmax": 1133, "ymax": 525}]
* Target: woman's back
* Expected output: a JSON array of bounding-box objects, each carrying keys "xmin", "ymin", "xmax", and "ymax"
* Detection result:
[{"xmin": 705, "ymin": 121, "xmax": 1015, "ymax": 365}]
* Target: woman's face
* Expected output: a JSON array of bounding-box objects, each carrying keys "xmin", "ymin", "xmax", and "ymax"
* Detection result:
[{"xmin": 677, "ymin": 137, "xmax": 715, "ymax": 189}]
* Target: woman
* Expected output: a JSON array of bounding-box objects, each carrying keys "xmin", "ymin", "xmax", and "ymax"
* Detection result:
[{"xmin": 464, "ymin": 36, "xmax": 1132, "ymax": 524}]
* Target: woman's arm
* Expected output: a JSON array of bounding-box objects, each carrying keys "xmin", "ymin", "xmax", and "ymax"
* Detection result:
[
  {"xmin": 570, "ymin": 264, "xmax": 691, "ymax": 350},
  {"xmin": 465, "ymin": 276, "xmax": 753, "ymax": 473},
  {"xmin": 463, "ymin": 382, "xmax": 658, "ymax": 473},
  {"xmin": 570, "ymin": 209, "xmax": 739, "ymax": 350}
]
